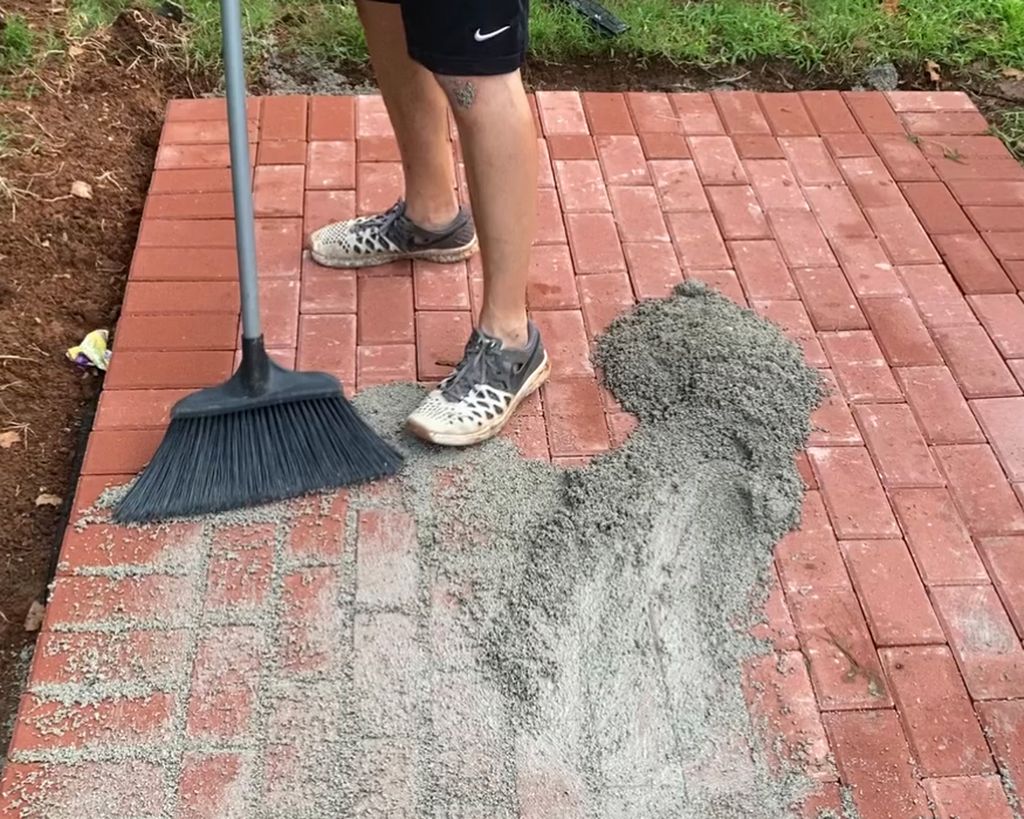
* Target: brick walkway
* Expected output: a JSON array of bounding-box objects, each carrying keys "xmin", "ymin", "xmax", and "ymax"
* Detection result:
[{"xmin": 3, "ymin": 90, "xmax": 1024, "ymax": 818}]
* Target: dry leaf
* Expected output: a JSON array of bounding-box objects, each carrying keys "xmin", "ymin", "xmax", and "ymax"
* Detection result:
[
  {"xmin": 68, "ymin": 44, "xmax": 84, "ymax": 58},
  {"xmin": 35, "ymin": 493, "xmax": 62, "ymax": 507},
  {"xmin": 70, "ymin": 180, "xmax": 93, "ymax": 199},
  {"xmin": 926, "ymin": 60, "xmax": 942, "ymax": 84},
  {"xmin": 23, "ymin": 601, "xmax": 46, "ymax": 632},
  {"xmin": 0, "ymin": 431, "xmax": 19, "ymax": 449},
  {"xmin": 1003, "ymin": 68, "xmax": 1024, "ymax": 80}
]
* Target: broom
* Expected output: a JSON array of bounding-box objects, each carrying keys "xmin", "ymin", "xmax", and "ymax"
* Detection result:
[{"xmin": 113, "ymin": 0, "xmax": 402, "ymax": 523}]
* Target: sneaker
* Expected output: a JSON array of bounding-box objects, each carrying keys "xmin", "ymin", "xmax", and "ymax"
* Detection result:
[
  {"xmin": 310, "ymin": 200, "xmax": 478, "ymax": 269},
  {"xmin": 407, "ymin": 323, "xmax": 550, "ymax": 446}
]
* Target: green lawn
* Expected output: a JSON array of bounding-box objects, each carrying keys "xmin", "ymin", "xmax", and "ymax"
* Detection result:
[
  {"xmin": 44, "ymin": 0, "xmax": 1024, "ymax": 77},
  {"xmin": 0, "ymin": 15, "xmax": 36, "ymax": 76}
]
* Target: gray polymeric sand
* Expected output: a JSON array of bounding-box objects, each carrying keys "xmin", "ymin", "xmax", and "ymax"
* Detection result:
[
  {"xmin": 346, "ymin": 282, "xmax": 830, "ymax": 817},
  {"xmin": 10, "ymin": 283, "xmax": 843, "ymax": 818}
]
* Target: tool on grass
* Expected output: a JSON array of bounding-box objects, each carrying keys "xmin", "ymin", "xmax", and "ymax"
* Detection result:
[
  {"xmin": 559, "ymin": 0, "xmax": 628, "ymax": 37},
  {"xmin": 114, "ymin": 0, "xmax": 402, "ymax": 524}
]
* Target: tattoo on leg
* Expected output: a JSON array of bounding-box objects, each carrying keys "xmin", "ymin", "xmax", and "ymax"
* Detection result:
[{"xmin": 440, "ymin": 77, "xmax": 477, "ymax": 110}]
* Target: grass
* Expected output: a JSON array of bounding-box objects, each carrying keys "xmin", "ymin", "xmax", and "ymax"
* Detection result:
[
  {"xmin": 0, "ymin": 120, "xmax": 18, "ymax": 206},
  {"xmin": 255, "ymin": 0, "xmax": 1024, "ymax": 75},
  {"xmin": 0, "ymin": 121, "xmax": 15, "ymax": 158},
  {"xmin": 0, "ymin": 14, "xmax": 35, "ymax": 75},
  {"xmin": 993, "ymin": 109, "xmax": 1024, "ymax": 159},
  {"xmin": 144, "ymin": 0, "xmax": 1024, "ymax": 77},
  {"xmin": 66, "ymin": 0, "xmax": 137, "ymax": 37},
  {"xmin": 5, "ymin": 0, "xmax": 1024, "ymax": 80},
  {"xmin": 155, "ymin": 0, "xmax": 276, "ymax": 70}
]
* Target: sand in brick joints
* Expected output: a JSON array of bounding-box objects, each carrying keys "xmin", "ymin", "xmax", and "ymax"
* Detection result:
[{"xmin": 4, "ymin": 283, "xmax": 837, "ymax": 818}]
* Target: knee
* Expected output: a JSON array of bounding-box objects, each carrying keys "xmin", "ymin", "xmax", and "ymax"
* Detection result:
[
  {"xmin": 434, "ymin": 72, "xmax": 522, "ymax": 117},
  {"xmin": 435, "ymin": 75, "xmax": 481, "ymax": 112}
]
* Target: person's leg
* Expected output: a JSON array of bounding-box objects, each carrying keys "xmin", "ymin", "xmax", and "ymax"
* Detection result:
[
  {"xmin": 403, "ymin": 1, "xmax": 550, "ymax": 446},
  {"xmin": 355, "ymin": 0, "xmax": 457, "ymax": 229},
  {"xmin": 439, "ymin": 71, "xmax": 536, "ymax": 348},
  {"xmin": 309, "ymin": 0, "xmax": 477, "ymax": 268}
]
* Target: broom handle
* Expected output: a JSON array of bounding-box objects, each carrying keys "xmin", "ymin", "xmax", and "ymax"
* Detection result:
[{"xmin": 221, "ymin": 0, "xmax": 262, "ymax": 341}]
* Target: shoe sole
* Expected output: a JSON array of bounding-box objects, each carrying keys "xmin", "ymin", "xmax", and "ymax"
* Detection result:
[
  {"xmin": 311, "ymin": 236, "xmax": 479, "ymax": 269},
  {"xmin": 406, "ymin": 352, "xmax": 552, "ymax": 448}
]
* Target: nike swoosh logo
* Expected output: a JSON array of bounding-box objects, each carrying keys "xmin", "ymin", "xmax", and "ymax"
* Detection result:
[{"xmin": 474, "ymin": 25, "xmax": 511, "ymax": 42}]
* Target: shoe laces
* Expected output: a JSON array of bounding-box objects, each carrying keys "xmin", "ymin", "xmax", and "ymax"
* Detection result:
[
  {"xmin": 352, "ymin": 200, "xmax": 406, "ymax": 240},
  {"xmin": 440, "ymin": 333, "xmax": 504, "ymax": 402}
]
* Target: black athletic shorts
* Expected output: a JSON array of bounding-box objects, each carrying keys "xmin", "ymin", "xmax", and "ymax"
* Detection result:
[{"xmin": 374, "ymin": 0, "xmax": 529, "ymax": 77}]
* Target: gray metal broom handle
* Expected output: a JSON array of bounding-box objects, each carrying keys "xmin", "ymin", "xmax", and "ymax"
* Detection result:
[{"xmin": 221, "ymin": 0, "xmax": 262, "ymax": 341}]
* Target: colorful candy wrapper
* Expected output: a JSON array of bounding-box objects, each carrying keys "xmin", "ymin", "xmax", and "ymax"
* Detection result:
[{"xmin": 66, "ymin": 329, "xmax": 111, "ymax": 372}]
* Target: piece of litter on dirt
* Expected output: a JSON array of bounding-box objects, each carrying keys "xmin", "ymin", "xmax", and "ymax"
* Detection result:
[
  {"xmin": 23, "ymin": 600, "xmax": 46, "ymax": 631},
  {"xmin": 0, "ymin": 430, "xmax": 20, "ymax": 449},
  {"xmin": 35, "ymin": 493, "xmax": 62, "ymax": 507},
  {"xmin": 70, "ymin": 180, "xmax": 93, "ymax": 199},
  {"xmin": 65, "ymin": 329, "xmax": 110, "ymax": 371},
  {"xmin": 925, "ymin": 60, "xmax": 942, "ymax": 84}
]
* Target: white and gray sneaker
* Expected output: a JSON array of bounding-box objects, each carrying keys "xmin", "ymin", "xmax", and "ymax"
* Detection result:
[
  {"xmin": 407, "ymin": 322, "xmax": 550, "ymax": 446},
  {"xmin": 310, "ymin": 200, "xmax": 478, "ymax": 268}
]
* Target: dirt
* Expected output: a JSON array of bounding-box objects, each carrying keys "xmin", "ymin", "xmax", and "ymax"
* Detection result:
[
  {"xmin": 260, "ymin": 47, "xmax": 1001, "ymax": 99},
  {"xmin": 527, "ymin": 55, "xmax": 836, "ymax": 94},
  {"xmin": 0, "ymin": 7, "xmax": 191, "ymax": 750},
  {"xmin": 257, "ymin": 51, "xmax": 834, "ymax": 96}
]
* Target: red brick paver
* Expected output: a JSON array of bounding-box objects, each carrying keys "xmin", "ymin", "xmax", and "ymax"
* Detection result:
[{"xmin": 4, "ymin": 90, "xmax": 1024, "ymax": 818}]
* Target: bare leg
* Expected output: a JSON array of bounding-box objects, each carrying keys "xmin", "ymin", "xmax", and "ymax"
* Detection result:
[
  {"xmin": 437, "ymin": 72, "xmax": 536, "ymax": 348},
  {"xmin": 356, "ymin": 0, "xmax": 458, "ymax": 229}
]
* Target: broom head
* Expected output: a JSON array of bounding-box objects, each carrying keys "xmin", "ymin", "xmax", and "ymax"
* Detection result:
[{"xmin": 113, "ymin": 338, "xmax": 402, "ymax": 523}]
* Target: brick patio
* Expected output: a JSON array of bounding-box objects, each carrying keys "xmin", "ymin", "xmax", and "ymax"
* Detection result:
[{"xmin": 2, "ymin": 89, "xmax": 1024, "ymax": 817}]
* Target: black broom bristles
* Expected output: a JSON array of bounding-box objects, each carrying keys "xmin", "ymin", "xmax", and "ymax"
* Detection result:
[{"xmin": 113, "ymin": 394, "xmax": 403, "ymax": 524}]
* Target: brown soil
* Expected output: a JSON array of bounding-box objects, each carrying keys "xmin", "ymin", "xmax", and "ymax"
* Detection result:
[
  {"xmin": 526, "ymin": 55, "xmax": 836, "ymax": 93},
  {"xmin": 0, "ymin": 7, "xmax": 191, "ymax": 747},
  {"xmin": 0, "ymin": 5, "xmax": 1021, "ymax": 750}
]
